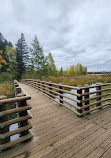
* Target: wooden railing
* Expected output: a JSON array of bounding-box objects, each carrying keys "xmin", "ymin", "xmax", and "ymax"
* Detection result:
[
  {"xmin": 21, "ymin": 79, "xmax": 111, "ymax": 117},
  {"xmin": 0, "ymin": 80, "xmax": 32, "ymax": 151}
]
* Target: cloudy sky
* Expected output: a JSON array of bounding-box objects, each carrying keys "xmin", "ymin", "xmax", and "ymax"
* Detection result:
[{"xmin": 0, "ymin": 0, "xmax": 111, "ymax": 71}]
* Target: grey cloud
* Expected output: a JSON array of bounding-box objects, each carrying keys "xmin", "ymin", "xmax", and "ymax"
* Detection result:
[
  {"xmin": 87, "ymin": 59, "xmax": 111, "ymax": 72},
  {"xmin": 0, "ymin": 0, "xmax": 111, "ymax": 71}
]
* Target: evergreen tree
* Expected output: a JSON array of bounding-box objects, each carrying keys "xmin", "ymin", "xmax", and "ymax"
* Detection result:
[
  {"xmin": 59, "ymin": 67, "xmax": 64, "ymax": 76},
  {"xmin": 30, "ymin": 35, "xmax": 45, "ymax": 72},
  {"xmin": 0, "ymin": 33, "xmax": 5, "ymax": 52},
  {"xmin": 21, "ymin": 33, "xmax": 29, "ymax": 69},
  {"xmin": 15, "ymin": 33, "xmax": 29, "ymax": 79},
  {"xmin": 46, "ymin": 52, "xmax": 57, "ymax": 76},
  {"xmin": 0, "ymin": 33, "xmax": 13, "ymax": 53}
]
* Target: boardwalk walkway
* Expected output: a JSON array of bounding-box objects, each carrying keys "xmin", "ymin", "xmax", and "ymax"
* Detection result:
[{"xmin": 1, "ymin": 83, "xmax": 111, "ymax": 158}]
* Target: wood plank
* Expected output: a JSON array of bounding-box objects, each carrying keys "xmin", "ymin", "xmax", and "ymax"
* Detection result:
[
  {"xmin": 72, "ymin": 128, "xmax": 111, "ymax": 158},
  {"xmin": 1, "ymin": 83, "xmax": 111, "ymax": 158}
]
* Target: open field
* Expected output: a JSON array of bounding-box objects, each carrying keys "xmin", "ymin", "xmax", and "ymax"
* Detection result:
[
  {"xmin": 41, "ymin": 74, "xmax": 111, "ymax": 86},
  {"xmin": 1, "ymin": 74, "xmax": 111, "ymax": 97}
]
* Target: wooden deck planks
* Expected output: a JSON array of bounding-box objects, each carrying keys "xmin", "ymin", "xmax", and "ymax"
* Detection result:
[{"xmin": 1, "ymin": 83, "xmax": 111, "ymax": 158}]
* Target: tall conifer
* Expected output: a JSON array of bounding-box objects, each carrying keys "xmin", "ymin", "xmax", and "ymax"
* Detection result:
[{"xmin": 15, "ymin": 33, "xmax": 29, "ymax": 79}]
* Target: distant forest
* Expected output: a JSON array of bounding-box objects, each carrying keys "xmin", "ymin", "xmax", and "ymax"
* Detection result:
[{"xmin": 0, "ymin": 32, "xmax": 88, "ymax": 80}]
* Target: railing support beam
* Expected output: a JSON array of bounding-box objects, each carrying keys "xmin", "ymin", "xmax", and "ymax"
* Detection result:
[
  {"xmin": 96, "ymin": 83, "xmax": 102, "ymax": 108},
  {"xmin": 49, "ymin": 82, "xmax": 52, "ymax": 97},
  {"xmin": 17, "ymin": 93, "xmax": 29, "ymax": 137},
  {"xmin": 0, "ymin": 95, "xmax": 10, "ymax": 145},
  {"xmin": 59, "ymin": 83, "xmax": 63, "ymax": 104},
  {"xmin": 77, "ymin": 86, "xmax": 83, "ymax": 117},
  {"xmin": 84, "ymin": 84, "xmax": 90, "ymax": 114}
]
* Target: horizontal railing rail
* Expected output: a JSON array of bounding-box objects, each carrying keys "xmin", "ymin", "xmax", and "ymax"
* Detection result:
[
  {"xmin": 0, "ymin": 80, "xmax": 32, "ymax": 151},
  {"xmin": 21, "ymin": 79, "xmax": 111, "ymax": 117}
]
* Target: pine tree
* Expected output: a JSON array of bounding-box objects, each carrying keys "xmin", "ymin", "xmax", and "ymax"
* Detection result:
[
  {"xmin": 21, "ymin": 33, "xmax": 29, "ymax": 68},
  {"xmin": 46, "ymin": 52, "xmax": 57, "ymax": 76},
  {"xmin": 0, "ymin": 33, "xmax": 13, "ymax": 53},
  {"xmin": 59, "ymin": 67, "xmax": 64, "ymax": 76},
  {"xmin": 30, "ymin": 35, "xmax": 45, "ymax": 72},
  {"xmin": 15, "ymin": 33, "xmax": 29, "ymax": 79}
]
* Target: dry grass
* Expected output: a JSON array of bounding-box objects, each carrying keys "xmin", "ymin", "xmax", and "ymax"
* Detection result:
[
  {"xmin": 41, "ymin": 74, "xmax": 111, "ymax": 86},
  {"xmin": 0, "ymin": 81, "xmax": 14, "ymax": 97}
]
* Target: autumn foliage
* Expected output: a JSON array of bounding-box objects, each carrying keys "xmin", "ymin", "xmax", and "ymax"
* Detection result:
[{"xmin": 0, "ymin": 50, "xmax": 6, "ymax": 70}]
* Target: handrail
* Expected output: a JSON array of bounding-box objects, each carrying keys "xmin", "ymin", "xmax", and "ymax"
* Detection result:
[
  {"xmin": 0, "ymin": 115, "xmax": 32, "ymax": 127},
  {"xmin": 36, "ymin": 82, "xmax": 79, "ymax": 96},
  {"xmin": 79, "ymin": 83, "xmax": 111, "ymax": 89},
  {"xmin": 0, "ymin": 105, "xmax": 31, "ymax": 116},
  {"xmin": 0, "ymin": 133, "xmax": 32, "ymax": 151},
  {"xmin": 21, "ymin": 79, "xmax": 111, "ymax": 117},
  {"xmin": 24, "ymin": 79, "xmax": 80, "ymax": 90},
  {"xmin": 0, "ymin": 96, "xmax": 31, "ymax": 104},
  {"xmin": 0, "ymin": 80, "xmax": 32, "ymax": 151},
  {"xmin": 0, "ymin": 122, "xmax": 32, "ymax": 139},
  {"xmin": 37, "ymin": 86, "xmax": 80, "ymax": 109}
]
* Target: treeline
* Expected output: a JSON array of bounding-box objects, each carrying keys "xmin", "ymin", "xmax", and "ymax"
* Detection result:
[
  {"xmin": 0, "ymin": 32, "xmax": 87, "ymax": 80},
  {"xmin": 58, "ymin": 64, "xmax": 87, "ymax": 76},
  {"xmin": 88, "ymin": 72, "xmax": 111, "ymax": 74}
]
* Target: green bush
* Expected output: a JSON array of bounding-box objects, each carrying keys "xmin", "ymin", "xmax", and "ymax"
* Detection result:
[{"xmin": 0, "ymin": 72, "xmax": 13, "ymax": 82}]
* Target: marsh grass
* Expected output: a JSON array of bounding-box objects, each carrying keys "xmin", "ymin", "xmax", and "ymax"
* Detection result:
[
  {"xmin": 0, "ymin": 81, "xmax": 17, "ymax": 124},
  {"xmin": 22, "ymin": 73, "xmax": 111, "ymax": 86},
  {"xmin": 0, "ymin": 81, "xmax": 14, "ymax": 97},
  {"xmin": 40, "ymin": 74, "xmax": 111, "ymax": 86}
]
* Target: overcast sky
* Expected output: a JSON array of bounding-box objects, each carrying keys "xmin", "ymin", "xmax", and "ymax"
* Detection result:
[{"xmin": 0, "ymin": 0, "xmax": 111, "ymax": 71}]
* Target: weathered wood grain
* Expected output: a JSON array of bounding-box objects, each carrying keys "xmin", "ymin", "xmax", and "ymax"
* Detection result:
[{"xmin": 1, "ymin": 83, "xmax": 111, "ymax": 158}]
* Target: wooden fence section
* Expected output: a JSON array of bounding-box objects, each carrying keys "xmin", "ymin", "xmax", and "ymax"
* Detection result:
[
  {"xmin": 0, "ymin": 80, "xmax": 32, "ymax": 151},
  {"xmin": 21, "ymin": 79, "xmax": 111, "ymax": 117}
]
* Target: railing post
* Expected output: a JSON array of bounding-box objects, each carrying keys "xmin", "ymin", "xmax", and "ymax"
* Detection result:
[
  {"xmin": 32, "ymin": 79, "xmax": 34, "ymax": 87},
  {"xmin": 77, "ymin": 86, "xmax": 83, "ymax": 116},
  {"xmin": 14, "ymin": 81, "xmax": 19, "ymax": 95},
  {"xmin": 34, "ymin": 80, "xmax": 36, "ymax": 88},
  {"xmin": 96, "ymin": 83, "xmax": 102, "ymax": 108},
  {"xmin": 17, "ymin": 93, "xmax": 29, "ymax": 137},
  {"xmin": 59, "ymin": 83, "xmax": 63, "ymax": 104},
  {"xmin": 25, "ymin": 79, "xmax": 27, "ymax": 85},
  {"xmin": 38, "ymin": 80, "xmax": 40, "ymax": 91},
  {"xmin": 24, "ymin": 79, "xmax": 26, "ymax": 84},
  {"xmin": 35, "ymin": 80, "xmax": 37, "ymax": 89},
  {"xmin": 28, "ymin": 79, "xmax": 31, "ymax": 86},
  {"xmin": 33, "ymin": 79, "xmax": 35, "ymax": 88},
  {"xmin": 42, "ymin": 82, "xmax": 45, "ymax": 94},
  {"xmin": 14, "ymin": 81, "xmax": 19, "ymax": 91},
  {"xmin": 0, "ymin": 95, "xmax": 10, "ymax": 145},
  {"xmin": 30, "ymin": 79, "xmax": 33, "ymax": 87},
  {"xmin": 15, "ymin": 87, "xmax": 21, "ymax": 96},
  {"xmin": 29, "ymin": 79, "xmax": 30, "ymax": 85},
  {"xmin": 49, "ymin": 82, "xmax": 52, "ymax": 97},
  {"xmin": 84, "ymin": 84, "xmax": 90, "ymax": 114}
]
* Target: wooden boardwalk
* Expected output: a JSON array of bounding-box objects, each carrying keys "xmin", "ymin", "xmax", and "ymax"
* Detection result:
[{"xmin": 1, "ymin": 83, "xmax": 111, "ymax": 158}]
